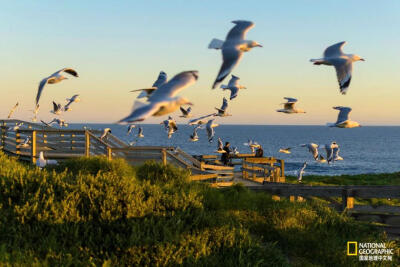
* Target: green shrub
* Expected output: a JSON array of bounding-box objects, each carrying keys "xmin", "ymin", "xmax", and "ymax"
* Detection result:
[{"xmin": 136, "ymin": 160, "xmax": 190, "ymax": 184}]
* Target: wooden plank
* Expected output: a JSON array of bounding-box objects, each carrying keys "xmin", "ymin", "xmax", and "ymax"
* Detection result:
[{"xmin": 190, "ymin": 173, "xmax": 218, "ymax": 181}]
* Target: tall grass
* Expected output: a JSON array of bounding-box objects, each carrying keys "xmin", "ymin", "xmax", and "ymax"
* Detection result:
[{"xmin": 0, "ymin": 152, "xmax": 397, "ymax": 266}]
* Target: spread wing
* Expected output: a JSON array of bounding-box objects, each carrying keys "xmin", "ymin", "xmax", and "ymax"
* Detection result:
[
  {"xmin": 225, "ymin": 20, "xmax": 255, "ymax": 41},
  {"xmin": 36, "ymin": 78, "xmax": 49, "ymax": 105},
  {"xmin": 323, "ymin": 41, "xmax": 346, "ymax": 58},
  {"xmin": 148, "ymin": 71, "xmax": 198, "ymax": 102},
  {"xmin": 212, "ymin": 47, "xmax": 242, "ymax": 89},
  {"xmin": 333, "ymin": 106, "xmax": 352, "ymax": 124},
  {"xmin": 220, "ymin": 97, "xmax": 228, "ymax": 111},
  {"xmin": 180, "ymin": 106, "xmax": 188, "ymax": 115},
  {"xmin": 332, "ymin": 59, "xmax": 353, "ymax": 94},
  {"xmin": 152, "ymin": 71, "xmax": 168, "ymax": 88},
  {"xmin": 228, "ymin": 75, "xmax": 240, "ymax": 87},
  {"xmin": 53, "ymin": 68, "xmax": 78, "ymax": 77},
  {"xmin": 118, "ymin": 101, "xmax": 163, "ymax": 124}
]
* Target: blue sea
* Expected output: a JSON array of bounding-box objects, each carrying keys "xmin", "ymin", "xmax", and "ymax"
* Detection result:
[{"xmin": 71, "ymin": 124, "xmax": 400, "ymax": 176}]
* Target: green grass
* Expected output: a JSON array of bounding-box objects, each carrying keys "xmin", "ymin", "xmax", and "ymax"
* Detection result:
[{"xmin": 0, "ymin": 152, "xmax": 398, "ymax": 266}]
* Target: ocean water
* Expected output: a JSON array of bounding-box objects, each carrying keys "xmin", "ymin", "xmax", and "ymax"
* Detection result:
[{"xmin": 71, "ymin": 124, "xmax": 400, "ymax": 176}]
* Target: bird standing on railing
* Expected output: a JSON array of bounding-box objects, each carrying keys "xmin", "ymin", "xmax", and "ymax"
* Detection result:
[
  {"xmin": 7, "ymin": 122, "xmax": 23, "ymax": 131},
  {"xmin": 36, "ymin": 151, "xmax": 58, "ymax": 169}
]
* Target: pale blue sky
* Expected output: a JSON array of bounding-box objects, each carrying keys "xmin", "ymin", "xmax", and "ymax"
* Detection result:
[{"xmin": 0, "ymin": 1, "xmax": 399, "ymax": 125}]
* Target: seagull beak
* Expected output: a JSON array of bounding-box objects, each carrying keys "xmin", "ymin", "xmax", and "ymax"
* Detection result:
[
  {"xmin": 257, "ymin": 44, "xmax": 263, "ymax": 47},
  {"xmin": 360, "ymin": 58, "xmax": 365, "ymax": 61}
]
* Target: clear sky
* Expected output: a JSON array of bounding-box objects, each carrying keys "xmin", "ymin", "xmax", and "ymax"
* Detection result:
[{"xmin": 0, "ymin": 1, "xmax": 399, "ymax": 125}]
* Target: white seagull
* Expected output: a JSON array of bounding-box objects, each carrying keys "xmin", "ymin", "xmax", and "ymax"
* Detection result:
[
  {"xmin": 216, "ymin": 138, "xmax": 226, "ymax": 153},
  {"xmin": 162, "ymin": 117, "xmax": 178, "ymax": 138},
  {"xmin": 209, "ymin": 20, "xmax": 262, "ymax": 89},
  {"xmin": 19, "ymin": 136, "xmax": 30, "ymax": 148},
  {"xmin": 31, "ymin": 104, "xmax": 40, "ymax": 122},
  {"xmin": 101, "ymin": 128, "xmax": 111, "ymax": 139},
  {"xmin": 127, "ymin": 125, "xmax": 136, "ymax": 135},
  {"xmin": 189, "ymin": 126, "xmax": 200, "ymax": 142},
  {"xmin": 8, "ymin": 102, "xmax": 19, "ymax": 119},
  {"xmin": 36, "ymin": 68, "xmax": 79, "ymax": 105},
  {"xmin": 215, "ymin": 97, "xmax": 231, "ymax": 117},
  {"xmin": 206, "ymin": 119, "xmax": 219, "ymax": 143},
  {"xmin": 220, "ymin": 75, "xmax": 246, "ymax": 100},
  {"xmin": 179, "ymin": 106, "xmax": 192, "ymax": 118},
  {"xmin": 8, "ymin": 122, "xmax": 23, "ymax": 131},
  {"xmin": 332, "ymin": 144, "xmax": 343, "ymax": 161},
  {"xmin": 49, "ymin": 118, "xmax": 68, "ymax": 128},
  {"xmin": 297, "ymin": 162, "xmax": 307, "ymax": 183},
  {"xmin": 277, "ymin": 97, "xmax": 306, "ymax": 114},
  {"xmin": 36, "ymin": 151, "xmax": 58, "ymax": 169},
  {"xmin": 301, "ymin": 143, "xmax": 319, "ymax": 160},
  {"xmin": 137, "ymin": 127, "xmax": 144, "ymax": 138},
  {"xmin": 130, "ymin": 71, "xmax": 167, "ymax": 99},
  {"xmin": 310, "ymin": 41, "xmax": 365, "ymax": 94},
  {"xmin": 279, "ymin": 147, "xmax": 292, "ymax": 154},
  {"xmin": 244, "ymin": 139, "xmax": 260, "ymax": 153},
  {"xmin": 64, "ymin": 94, "xmax": 80, "ymax": 111},
  {"xmin": 118, "ymin": 71, "xmax": 197, "ymax": 123},
  {"xmin": 51, "ymin": 101, "xmax": 63, "ymax": 115},
  {"xmin": 329, "ymin": 106, "xmax": 361, "ymax": 128},
  {"xmin": 188, "ymin": 113, "xmax": 215, "ymax": 126}
]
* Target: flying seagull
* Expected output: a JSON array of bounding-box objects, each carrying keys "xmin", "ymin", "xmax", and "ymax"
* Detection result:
[
  {"xmin": 215, "ymin": 97, "xmax": 231, "ymax": 117},
  {"xmin": 137, "ymin": 127, "xmax": 144, "ymax": 138},
  {"xmin": 49, "ymin": 118, "xmax": 68, "ymax": 128},
  {"xmin": 329, "ymin": 106, "xmax": 360, "ymax": 128},
  {"xmin": 188, "ymin": 113, "xmax": 215, "ymax": 126},
  {"xmin": 277, "ymin": 97, "xmax": 305, "ymax": 114},
  {"xmin": 301, "ymin": 143, "xmax": 319, "ymax": 160},
  {"xmin": 19, "ymin": 136, "xmax": 30, "ymax": 148},
  {"xmin": 206, "ymin": 119, "xmax": 219, "ymax": 143},
  {"xmin": 36, "ymin": 68, "xmax": 78, "ymax": 105},
  {"xmin": 297, "ymin": 162, "xmax": 307, "ymax": 183},
  {"xmin": 101, "ymin": 128, "xmax": 111, "ymax": 139},
  {"xmin": 127, "ymin": 125, "xmax": 136, "ymax": 135},
  {"xmin": 216, "ymin": 138, "xmax": 226, "ymax": 153},
  {"xmin": 161, "ymin": 117, "xmax": 178, "ymax": 138},
  {"xmin": 51, "ymin": 101, "xmax": 63, "ymax": 115},
  {"xmin": 279, "ymin": 147, "xmax": 292, "ymax": 154},
  {"xmin": 220, "ymin": 75, "xmax": 246, "ymax": 100},
  {"xmin": 189, "ymin": 126, "xmax": 200, "ymax": 142},
  {"xmin": 310, "ymin": 41, "xmax": 365, "ymax": 94},
  {"xmin": 31, "ymin": 104, "xmax": 40, "ymax": 122},
  {"xmin": 64, "ymin": 94, "xmax": 80, "ymax": 111},
  {"xmin": 244, "ymin": 139, "xmax": 260, "ymax": 153},
  {"xmin": 8, "ymin": 102, "xmax": 19, "ymax": 119},
  {"xmin": 332, "ymin": 144, "xmax": 343, "ymax": 161},
  {"xmin": 209, "ymin": 20, "xmax": 262, "ymax": 89},
  {"xmin": 179, "ymin": 106, "xmax": 192, "ymax": 118},
  {"xmin": 130, "ymin": 71, "xmax": 167, "ymax": 99},
  {"xmin": 118, "ymin": 71, "xmax": 197, "ymax": 123}
]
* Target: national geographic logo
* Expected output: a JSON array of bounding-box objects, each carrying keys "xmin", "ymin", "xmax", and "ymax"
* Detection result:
[{"xmin": 347, "ymin": 241, "xmax": 358, "ymax": 256}]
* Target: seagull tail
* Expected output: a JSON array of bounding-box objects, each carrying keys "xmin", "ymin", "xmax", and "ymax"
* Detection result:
[{"xmin": 208, "ymin": 38, "xmax": 224, "ymax": 50}]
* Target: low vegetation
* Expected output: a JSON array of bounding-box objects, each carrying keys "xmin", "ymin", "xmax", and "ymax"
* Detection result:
[{"xmin": 0, "ymin": 152, "xmax": 398, "ymax": 266}]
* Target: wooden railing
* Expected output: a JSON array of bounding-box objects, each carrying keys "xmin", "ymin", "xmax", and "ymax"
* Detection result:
[{"xmin": 242, "ymin": 157, "xmax": 285, "ymax": 184}]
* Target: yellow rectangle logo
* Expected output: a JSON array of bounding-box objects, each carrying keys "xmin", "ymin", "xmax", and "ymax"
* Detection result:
[{"xmin": 347, "ymin": 241, "xmax": 358, "ymax": 256}]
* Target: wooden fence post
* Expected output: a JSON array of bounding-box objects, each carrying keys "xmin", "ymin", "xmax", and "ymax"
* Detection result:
[
  {"xmin": 107, "ymin": 147, "xmax": 112, "ymax": 160},
  {"xmin": 15, "ymin": 129, "xmax": 20, "ymax": 155},
  {"xmin": 0, "ymin": 126, "xmax": 4, "ymax": 148},
  {"xmin": 342, "ymin": 189, "xmax": 354, "ymax": 210},
  {"xmin": 85, "ymin": 131, "xmax": 90, "ymax": 157},
  {"xmin": 31, "ymin": 131, "xmax": 37, "ymax": 164},
  {"xmin": 161, "ymin": 149, "xmax": 167, "ymax": 166}
]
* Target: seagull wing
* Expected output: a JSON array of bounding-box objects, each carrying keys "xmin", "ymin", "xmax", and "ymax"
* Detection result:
[
  {"xmin": 36, "ymin": 78, "xmax": 49, "ymax": 105},
  {"xmin": 323, "ymin": 41, "xmax": 346, "ymax": 58},
  {"xmin": 225, "ymin": 20, "xmax": 255, "ymax": 41},
  {"xmin": 284, "ymin": 97, "xmax": 298, "ymax": 103},
  {"xmin": 118, "ymin": 101, "xmax": 163, "ymax": 123},
  {"xmin": 60, "ymin": 68, "xmax": 79, "ymax": 77},
  {"xmin": 332, "ymin": 59, "xmax": 353, "ymax": 94},
  {"xmin": 148, "ymin": 71, "xmax": 198, "ymax": 102},
  {"xmin": 188, "ymin": 113, "xmax": 215, "ymax": 125},
  {"xmin": 227, "ymin": 75, "xmax": 240, "ymax": 87},
  {"xmin": 333, "ymin": 106, "xmax": 352, "ymax": 124},
  {"xmin": 230, "ymin": 87, "xmax": 239, "ymax": 100},
  {"xmin": 220, "ymin": 97, "xmax": 228, "ymax": 111},
  {"xmin": 212, "ymin": 47, "xmax": 242, "ymax": 89},
  {"xmin": 152, "ymin": 71, "xmax": 168, "ymax": 88},
  {"xmin": 52, "ymin": 101, "xmax": 58, "ymax": 112},
  {"xmin": 180, "ymin": 106, "xmax": 188, "ymax": 115}
]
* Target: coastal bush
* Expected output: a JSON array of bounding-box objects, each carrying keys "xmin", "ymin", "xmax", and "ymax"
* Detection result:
[{"xmin": 0, "ymin": 152, "xmax": 397, "ymax": 266}]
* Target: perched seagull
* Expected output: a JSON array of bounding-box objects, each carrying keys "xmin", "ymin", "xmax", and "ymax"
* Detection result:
[
  {"xmin": 297, "ymin": 162, "xmax": 307, "ymax": 183},
  {"xmin": 329, "ymin": 106, "xmax": 361, "ymax": 128},
  {"xmin": 49, "ymin": 118, "xmax": 68, "ymax": 127},
  {"xmin": 130, "ymin": 71, "xmax": 167, "ymax": 99},
  {"xmin": 216, "ymin": 138, "xmax": 226, "ymax": 153},
  {"xmin": 127, "ymin": 125, "xmax": 136, "ymax": 135},
  {"xmin": 215, "ymin": 97, "xmax": 231, "ymax": 117},
  {"xmin": 301, "ymin": 143, "xmax": 319, "ymax": 160},
  {"xmin": 189, "ymin": 126, "xmax": 200, "ymax": 142},
  {"xmin": 220, "ymin": 75, "xmax": 246, "ymax": 100},
  {"xmin": 51, "ymin": 101, "xmax": 63, "ymax": 115},
  {"xmin": 137, "ymin": 127, "xmax": 144, "ymax": 138},
  {"xmin": 7, "ymin": 102, "xmax": 19, "ymax": 119},
  {"xmin": 310, "ymin": 41, "xmax": 365, "ymax": 94},
  {"xmin": 188, "ymin": 113, "xmax": 215, "ymax": 126},
  {"xmin": 8, "ymin": 122, "xmax": 23, "ymax": 131},
  {"xmin": 179, "ymin": 106, "xmax": 192, "ymax": 118},
  {"xmin": 118, "ymin": 71, "xmax": 197, "ymax": 123},
  {"xmin": 64, "ymin": 94, "xmax": 80, "ymax": 111},
  {"xmin": 101, "ymin": 128, "xmax": 111, "ymax": 139},
  {"xmin": 36, "ymin": 151, "xmax": 58, "ymax": 169},
  {"xmin": 36, "ymin": 68, "xmax": 79, "ymax": 105},
  {"xmin": 209, "ymin": 20, "xmax": 262, "ymax": 89},
  {"xmin": 277, "ymin": 98, "xmax": 305, "ymax": 114},
  {"xmin": 279, "ymin": 147, "xmax": 292, "ymax": 154},
  {"xmin": 206, "ymin": 119, "xmax": 219, "ymax": 143}
]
